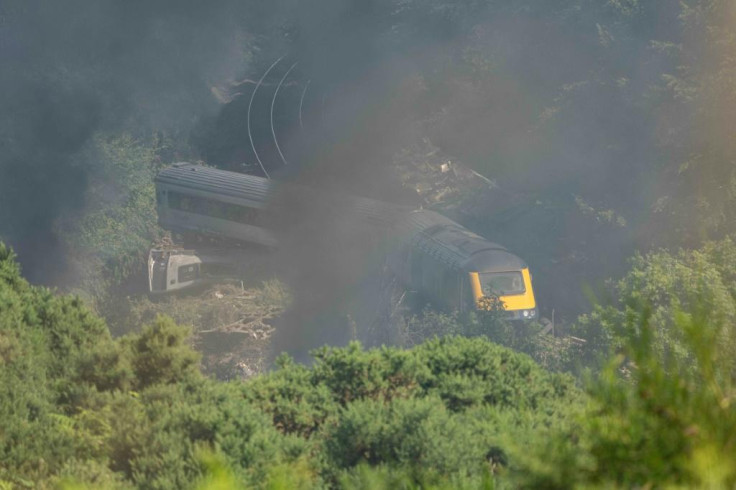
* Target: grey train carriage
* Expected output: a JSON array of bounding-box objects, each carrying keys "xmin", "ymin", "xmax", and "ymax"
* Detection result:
[
  {"xmin": 154, "ymin": 163, "xmax": 277, "ymax": 248},
  {"xmin": 151, "ymin": 163, "xmax": 538, "ymax": 319}
]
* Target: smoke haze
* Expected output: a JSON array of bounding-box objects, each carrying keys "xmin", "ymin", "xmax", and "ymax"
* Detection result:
[
  {"xmin": 2, "ymin": 0, "xmax": 733, "ymax": 355},
  {"xmin": 0, "ymin": 0, "xmax": 263, "ymax": 282}
]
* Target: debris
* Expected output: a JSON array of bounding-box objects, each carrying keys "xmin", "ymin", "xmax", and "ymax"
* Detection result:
[
  {"xmin": 393, "ymin": 138, "xmax": 488, "ymax": 209},
  {"xmin": 130, "ymin": 280, "xmax": 289, "ymax": 380}
]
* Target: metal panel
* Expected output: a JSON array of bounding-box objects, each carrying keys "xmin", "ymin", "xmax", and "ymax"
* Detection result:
[
  {"xmin": 393, "ymin": 210, "xmax": 523, "ymax": 273},
  {"xmin": 155, "ymin": 163, "xmax": 272, "ymax": 206}
]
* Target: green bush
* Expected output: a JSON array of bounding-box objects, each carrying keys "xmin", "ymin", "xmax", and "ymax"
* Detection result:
[
  {"xmin": 0, "ymin": 243, "xmax": 114, "ymax": 485},
  {"xmin": 518, "ymin": 238, "xmax": 736, "ymax": 488},
  {"xmin": 400, "ymin": 307, "xmax": 580, "ymax": 373},
  {"xmin": 38, "ymin": 241, "xmax": 736, "ymax": 488},
  {"xmin": 324, "ymin": 397, "xmax": 496, "ymax": 481},
  {"xmin": 10, "ymin": 236, "xmax": 736, "ymax": 488},
  {"xmin": 245, "ymin": 336, "xmax": 582, "ymax": 486},
  {"xmin": 574, "ymin": 237, "xmax": 736, "ymax": 372},
  {"xmin": 0, "ymin": 244, "xmax": 300, "ymax": 488}
]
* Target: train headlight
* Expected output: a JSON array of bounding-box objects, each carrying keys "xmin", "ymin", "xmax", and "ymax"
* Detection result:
[{"xmin": 519, "ymin": 309, "xmax": 536, "ymax": 319}]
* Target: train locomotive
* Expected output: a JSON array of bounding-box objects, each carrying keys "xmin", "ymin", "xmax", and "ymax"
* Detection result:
[
  {"xmin": 150, "ymin": 163, "xmax": 537, "ymax": 319},
  {"xmin": 389, "ymin": 209, "xmax": 537, "ymax": 319}
]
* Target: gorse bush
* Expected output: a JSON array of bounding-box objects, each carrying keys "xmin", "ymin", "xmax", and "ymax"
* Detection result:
[
  {"xmin": 400, "ymin": 306, "xmax": 579, "ymax": 373},
  {"xmin": 0, "ymin": 243, "xmax": 582, "ymax": 488},
  {"xmin": 586, "ymin": 311, "xmax": 736, "ymax": 487},
  {"xmin": 0, "ymin": 244, "xmax": 297, "ymax": 489},
  {"xmin": 574, "ymin": 237, "xmax": 736, "ymax": 372},
  {"xmin": 244, "ymin": 337, "xmax": 582, "ymax": 485},
  {"xmin": 4, "ymin": 240, "xmax": 736, "ymax": 488},
  {"xmin": 517, "ymin": 238, "xmax": 736, "ymax": 488},
  {"xmin": 519, "ymin": 306, "xmax": 736, "ymax": 489}
]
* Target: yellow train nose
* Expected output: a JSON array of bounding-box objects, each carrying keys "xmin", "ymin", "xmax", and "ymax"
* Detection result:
[{"xmin": 470, "ymin": 268, "xmax": 536, "ymax": 312}]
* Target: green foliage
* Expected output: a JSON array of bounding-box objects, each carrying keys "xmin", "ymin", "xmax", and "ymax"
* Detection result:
[
  {"xmin": 325, "ymin": 397, "xmax": 493, "ymax": 482},
  {"xmin": 398, "ymin": 307, "xmax": 463, "ymax": 347},
  {"xmin": 245, "ymin": 336, "xmax": 582, "ymax": 486},
  {"xmin": 522, "ymin": 307, "xmax": 736, "ymax": 488},
  {"xmin": 0, "ymin": 245, "xmax": 298, "ymax": 488},
  {"xmin": 653, "ymin": 0, "xmax": 736, "ymax": 238},
  {"xmin": 63, "ymin": 133, "xmax": 164, "ymax": 277},
  {"xmin": 0, "ymin": 243, "xmax": 115, "ymax": 486},
  {"xmin": 574, "ymin": 237, "xmax": 736, "ymax": 371},
  {"xmin": 517, "ymin": 237, "xmax": 736, "ymax": 488},
  {"xmin": 400, "ymin": 307, "xmax": 580, "ymax": 373},
  {"xmin": 2, "ymin": 244, "xmax": 584, "ymax": 488},
  {"xmin": 340, "ymin": 463, "xmax": 496, "ymax": 490},
  {"xmin": 56, "ymin": 133, "xmax": 170, "ymax": 333},
  {"xmin": 124, "ymin": 316, "xmax": 201, "ymax": 389},
  {"xmin": 12, "ymin": 237, "xmax": 736, "ymax": 489}
]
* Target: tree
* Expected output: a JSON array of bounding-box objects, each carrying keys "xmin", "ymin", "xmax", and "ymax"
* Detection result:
[{"xmin": 573, "ymin": 237, "xmax": 736, "ymax": 372}]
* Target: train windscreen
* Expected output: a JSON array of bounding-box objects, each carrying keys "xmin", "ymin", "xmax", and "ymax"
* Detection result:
[{"xmin": 479, "ymin": 272, "xmax": 525, "ymax": 296}]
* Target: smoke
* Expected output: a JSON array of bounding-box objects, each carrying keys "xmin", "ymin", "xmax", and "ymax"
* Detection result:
[
  {"xmin": 233, "ymin": 1, "xmax": 725, "ymax": 350},
  {"xmin": 2, "ymin": 0, "xmax": 727, "ymax": 352},
  {"xmin": 185, "ymin": 1, "xmax": 689, "ymax": 353},
  {"xmin": 0, "ymin": 0, "xmax": 265, "ymax": 283}
]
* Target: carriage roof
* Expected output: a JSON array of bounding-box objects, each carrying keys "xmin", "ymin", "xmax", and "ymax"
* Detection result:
[
  {"xmin": 155, "ymin": 164, "xmax": 527, "ymax": 273},
  {"xmin": 155, "ymin": 163, "xmax": 271, "ymax": 205},
  {"xmin": 398, "ymin": 210, "xmax": 527, "ymax": 273}
]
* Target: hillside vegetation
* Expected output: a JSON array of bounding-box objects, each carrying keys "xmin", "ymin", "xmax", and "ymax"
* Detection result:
[
  {"xmin": 2, "ymin": 0, "xmax": 736, "ymax": 488},
  {"xmin": 3, "ymin": 0, "xmax": 735, "ymax": 321},
  {"xmin": 3, "ymin": 241, "xmax": 736, "ymax": 488}
]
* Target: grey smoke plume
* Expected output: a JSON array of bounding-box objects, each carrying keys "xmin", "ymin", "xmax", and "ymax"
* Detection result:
[
  {"xmin": 0, "ymin": 0, "xmax": 267, "ymax": 282},
  {"xmin": 1, "ymin": 0, "xmax": 699, "ymax": 348}
]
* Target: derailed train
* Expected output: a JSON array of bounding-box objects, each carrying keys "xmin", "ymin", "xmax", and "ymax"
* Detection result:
[{"xmin": 150, "ymin": 163, "xmax": 537, "ymax": 319}]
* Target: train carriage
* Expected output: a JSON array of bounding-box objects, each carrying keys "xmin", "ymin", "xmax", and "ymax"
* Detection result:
[
  {"xmin": 155, "ymin": 163, "xmax": 277, "ymax": 248},
  {"xmin": 151, "ymin": 163, "xmax": 537, "ymax": 318}
]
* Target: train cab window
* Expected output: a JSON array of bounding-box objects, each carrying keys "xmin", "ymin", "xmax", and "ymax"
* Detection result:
[{"xmin": 479, "ymin": 272, "xmax": 525, "ymax": 296}]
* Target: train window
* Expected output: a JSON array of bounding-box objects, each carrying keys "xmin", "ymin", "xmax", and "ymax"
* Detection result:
[
  {"xmin": 201, "ymin": 263, "xmax": 229, "ymax": 277},
  {"xmin": 168, "ymin": 192, "xmax": 194, "ymax": 212},
  {"xmin": 178, "ymin": 264, "xmax": 199, "ymax": 283},
  {"xmin": 168, "ymin": 191, "xmax": 260, "ymax": 225},
  {"xmin": 479, "ymin": 272, "xmax": 525, "ymax": 296}
]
